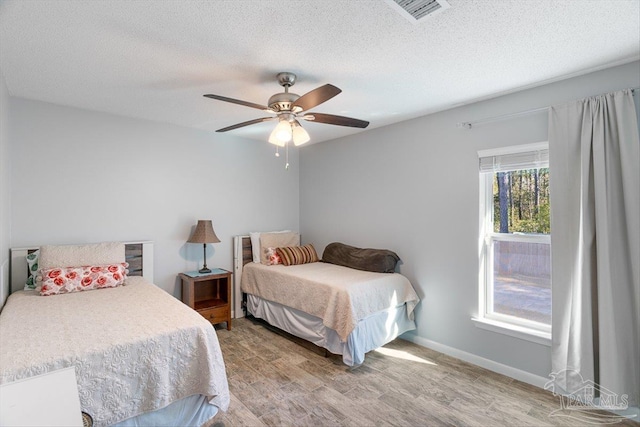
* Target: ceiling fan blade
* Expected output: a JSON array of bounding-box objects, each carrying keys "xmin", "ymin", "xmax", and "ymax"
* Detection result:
[
  {"xmin": 303, "ymin": 113, "xmax": 369, "ymax": 128},
  {"xmin": 204, "ymin": 94, "xmax": 271, "ymax": 111},
  {"xmin": 216, "ymin": 117, "xmax": 276, "ymax": 132},
  {"xmin": 292, "ymin": 84, "xmax": 342, "ymax": 112}
]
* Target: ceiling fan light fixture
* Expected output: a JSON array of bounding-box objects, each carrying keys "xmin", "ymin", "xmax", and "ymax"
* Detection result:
[
  {"xmin": 268, "ymin": 129, "xmax": 286, "ymax": 147},
  {"xmin": 205, "ymin": 72, "xmax": 369, "ymax": 166},
  {"xmin": 292, "ymin": 121, "xmax": 310, "ymax": 146},
  {"xmin": 268, "ymin": 120, "xmax": 291, "ymax": 146}
]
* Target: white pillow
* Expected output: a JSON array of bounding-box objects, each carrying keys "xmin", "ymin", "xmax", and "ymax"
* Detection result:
[
  {"xmin": 259, "ymin": 232, "xmax": 300, "ymax": 264},
  {"xmin": 39, "ymin": 242, "xmax": 126, "ymax": 270},
  {"xmin": 249, "ymin": 230, "xmax": 290, "ymax": 264}
]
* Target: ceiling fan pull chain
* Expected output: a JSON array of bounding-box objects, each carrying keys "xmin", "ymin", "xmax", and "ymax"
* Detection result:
[
  {"xmin": 285, "ymin": 143, "xmax": 290, "ymax": 170},
  {"xmin": 275, "ymin": 146, "xmax": 280, "ymax": 157}
]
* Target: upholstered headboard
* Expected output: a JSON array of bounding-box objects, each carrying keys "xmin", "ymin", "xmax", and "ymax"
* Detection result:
[{"xmin": 9, "ymin": 241, "xmax": 154, "ymax": 294}]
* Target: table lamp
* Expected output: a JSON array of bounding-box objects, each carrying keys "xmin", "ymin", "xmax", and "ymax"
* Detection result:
[{"xmin": 187, "ymin": 220, "xmax": 220, "ymax": 273}]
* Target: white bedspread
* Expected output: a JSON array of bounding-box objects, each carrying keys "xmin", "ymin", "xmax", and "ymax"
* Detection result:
[
  {"xmin": 241, "ymin": 262, "xmax": 419, "ymax": 341},
  {"xmin": 0, "ymin": 277, "xmax": 230, "ymax": 427}
]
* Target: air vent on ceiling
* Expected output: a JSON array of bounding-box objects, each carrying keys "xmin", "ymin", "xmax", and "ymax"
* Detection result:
[{"xmin": 384, "ymin": 0, "xmax": 451, "ymax": 23}]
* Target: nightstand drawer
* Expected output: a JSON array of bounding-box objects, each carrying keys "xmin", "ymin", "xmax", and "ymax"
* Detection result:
[{"xmin": 198, "ymin": 306, "xmax": 228, "ymax": 323}]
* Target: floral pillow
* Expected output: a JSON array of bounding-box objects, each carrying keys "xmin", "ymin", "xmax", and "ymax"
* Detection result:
[
  {"xmin": 265, "ymin": 247, "xmax": 282, "ymax": 266},
  {"xmin": 24, "ymin": 249, "xmax": 40, "ymax": 290},
  {"xmin": 40, "ymin": 263, "xmax": 129, "ymax": 296}
]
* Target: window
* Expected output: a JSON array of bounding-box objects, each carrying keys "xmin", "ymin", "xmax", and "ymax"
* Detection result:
[{"xmin": 476, "ymin": 142, "xmax": 551, "ymax": 340}]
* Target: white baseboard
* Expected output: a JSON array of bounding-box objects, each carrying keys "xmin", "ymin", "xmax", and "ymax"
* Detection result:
[{"xmin": 402, "ymin": 334, "xmax": 548, "ymax": 389}]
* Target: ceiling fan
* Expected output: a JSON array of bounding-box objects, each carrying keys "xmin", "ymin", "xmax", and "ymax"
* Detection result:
[{"xmin": 204, "ymin": 72, "xmax": 369, "ymax": 146}]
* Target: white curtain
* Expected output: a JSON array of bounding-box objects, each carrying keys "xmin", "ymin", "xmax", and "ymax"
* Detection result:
[{"xmin": 549, "ymin": 89, "xmax": 640, "ymax": 407}]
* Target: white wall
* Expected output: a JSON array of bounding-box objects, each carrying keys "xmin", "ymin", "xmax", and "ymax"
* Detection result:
[
  {"xmin": 9, "ymin": 99, "xmax": 299, "ymax": 297},
  {"xmin": 0, "ymin": 66, "xmax": 11, "ymax": 307},
  {"xmin": 300, "ymin": 61, "xmax": 640, "ymax": 380}
]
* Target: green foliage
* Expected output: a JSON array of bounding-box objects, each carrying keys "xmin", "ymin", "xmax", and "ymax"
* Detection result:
[{"xmin": 493, "ymin": 168, "xmax": 550, "ymax": 234}]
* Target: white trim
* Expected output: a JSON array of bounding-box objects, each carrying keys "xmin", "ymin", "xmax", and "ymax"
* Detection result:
[
  {"xmin": 402, "ymin": 333, "xmax": 549, "ymax": 389},
  {"xmin": 478, "ymin": 146, "xmax": 552, "ymax": 338},
  {"xmin": 489, "ymin": 233, "xmax": 550, "ymax": 243},
  {"xmin": 472, "ymin": 317, "xmax": 551, "ymax": 346},
  {"xmin": 478, "ymin": 171, "xmax": 491, "ymax": 321},
  {"xmin": 477, "ymin": 141, "xmax": 548, "ymax": 158}
]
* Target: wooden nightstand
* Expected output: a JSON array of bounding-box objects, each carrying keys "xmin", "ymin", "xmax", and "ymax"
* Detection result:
[{"xmin": 180, "ymin": 269, "xmax": 232, "ymax": 330}]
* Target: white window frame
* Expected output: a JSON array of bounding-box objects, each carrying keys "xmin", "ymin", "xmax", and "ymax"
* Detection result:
[{"xmin": 474, "ymin": 142, "xmax": 551, "ymax": 345}]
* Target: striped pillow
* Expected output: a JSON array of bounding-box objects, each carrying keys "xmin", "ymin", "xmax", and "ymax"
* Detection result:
[{"xmin": 276, "ymin": 244, "xmax": 319, "ymax": 266}]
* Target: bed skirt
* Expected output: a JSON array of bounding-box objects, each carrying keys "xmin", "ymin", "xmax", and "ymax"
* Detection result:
[
  {"xmin": 112, "ymin": 394, "xmax": 219, "ymax": 427},
  {"xmin": 246, "ymin": 294, "xmax": 416, "ymax": 366}
]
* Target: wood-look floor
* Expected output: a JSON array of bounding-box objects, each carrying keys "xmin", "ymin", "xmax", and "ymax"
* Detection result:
[{"xmin": 206, "ymin": 317, "xmax": 637, "ymax": 427}]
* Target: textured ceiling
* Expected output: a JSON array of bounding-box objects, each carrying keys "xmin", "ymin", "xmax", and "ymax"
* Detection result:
[{"xmin": 1, "ymin": 0, "xmax": 639, "ymax": 144}]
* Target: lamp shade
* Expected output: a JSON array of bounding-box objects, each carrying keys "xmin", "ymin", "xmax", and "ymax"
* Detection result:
[
  {"xmin": 268, "ymin": 120, "xmax": 292, "ymax": 146},
  {"xmin": 268, "ymin": 128, "xmax": 286, "ymax": 147},
  {"xmin": 292, "ymin": 120, "xmax": 310, "ymax": 146},
  {"xmin": 187, "ymin": 220, "xmax": 220, "ymax": 244}
]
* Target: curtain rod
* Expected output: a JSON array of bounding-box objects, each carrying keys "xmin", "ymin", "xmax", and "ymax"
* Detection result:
[{"xmin": 457, "ymin": 86, "xmax": 639, "ymax": 129}]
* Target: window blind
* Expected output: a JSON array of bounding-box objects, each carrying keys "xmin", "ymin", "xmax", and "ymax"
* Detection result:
[{"xmin": 479, "ymin": 146, "xmax": 549, "ymax": 173}]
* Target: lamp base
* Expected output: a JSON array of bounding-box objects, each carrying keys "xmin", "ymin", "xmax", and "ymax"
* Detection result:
[{"xmin": 199, "ymin": 267, "xmax": 212, "ymax": 274}]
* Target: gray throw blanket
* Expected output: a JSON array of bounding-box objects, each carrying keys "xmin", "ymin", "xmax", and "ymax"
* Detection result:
[{"xmin": 322, "ymin": 242, "xmax": 400, "ymax": 273}]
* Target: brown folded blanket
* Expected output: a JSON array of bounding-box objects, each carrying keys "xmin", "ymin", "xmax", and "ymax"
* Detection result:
[{"xmin": 322, "ymin": 242, "xmax": 400, "ymax": 273}]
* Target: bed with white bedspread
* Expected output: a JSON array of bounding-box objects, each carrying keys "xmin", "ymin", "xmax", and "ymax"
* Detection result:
[
  {"xmin": 235, "ymin": 235, "xmax": 420, "ymax": 366},
  {"xmin": 1, "ymin": 242, "xmax": 229, "ymax": 427}
]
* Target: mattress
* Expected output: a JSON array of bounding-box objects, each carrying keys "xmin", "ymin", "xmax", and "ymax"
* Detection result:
[
  {"xmin": 0, "ymin": 277, "xmax": 230, "ymax": 426},
  {"xmin": 242, "ymin": 261, "xmax": 419, "ymax": 341}
]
